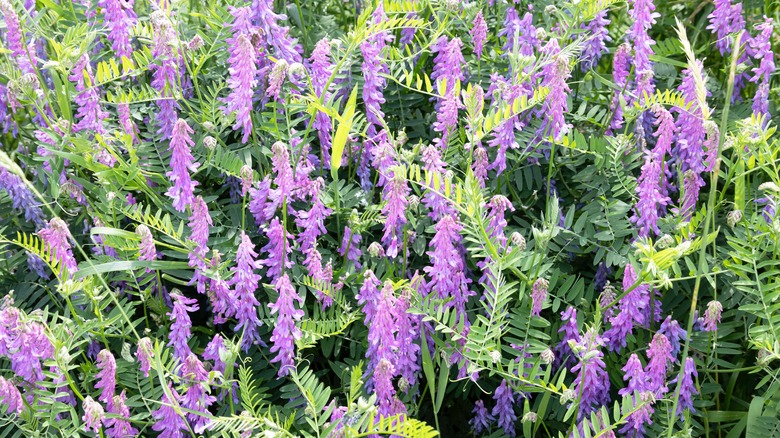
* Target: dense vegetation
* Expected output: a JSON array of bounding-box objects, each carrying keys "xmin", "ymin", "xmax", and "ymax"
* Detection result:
[{"xmin": 0, "ymin": 0, "xmax": 778, "ymax": 436}]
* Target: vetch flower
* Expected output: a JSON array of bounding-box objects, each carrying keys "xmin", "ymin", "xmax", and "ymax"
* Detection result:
[
  {"xmin": 82, "ymin": 396, "xmax": 105, "ymax": 434},
  {"xmin": 580, "ymin": 10, "xmax": 611, "ymax": 71},
  {"xmin": 470, "ymin": 399, "xmax": 494, "ymax": 434},
  {"xmin": 394, "ymin": 289, "xmax": 420, "ymax": 388},
  {"xmin": 0, "ymin": 377, "xmax": 23, "ymax": 414},
  {"xmin": 571, "ymin": 328, "xmax": 610, "ymax": 419},
  {"xmin": 150, "ymin": 10, "xmax": 180, "ymax": 138},
  {"xmin": 136, "ymin": 337, "xmax": 153, "ymax": 378},
  {"xmin": 95, "ymin": 349, "xmax": 117, "ymax": 410},
  {"xmin": 703, "ymin": 300, "xmax": 723, "ymax": 332},
  {"xmin": 266, "ymin": 141, "xmax": 294, "ymax": 219},
  {"xmin": 619, "ymin": 354, "xmax": 647, "ymax": 396},
  {"xmin": 674, "ymin": 357, "xmax": 698, "ymax": 417},
  {"xmin": 531, "ymin": 278, "xmax": 549, "ymax": 317},
  {"xmin": 310, "ymin": 38, "xmax": 334, "ymax": 162},
  {"xmin": 659, "ymin": 316, "xmax": 687, "ymax": 359},
  {"xmin": 188, "ymin": 196, "xmax": 211, "ymax": 292},
  {"xmin": 230, "ymin": 232, "xmax": 262, "ymax": 351},
  {"xmin": 424, "ymin": 214, "xmax": 472, "ymax": 323},
  {"xmin": 492, "ymin": 379, "xmax": 517, "ymax": 437},
  {"xmin": 604, "ymin": 264, "xmax": 650, "ymax": 352},
  {"xmin": 168, "ymin": 292, "xmax": 198, "ymax": 361},
  {"xmin": 645, "ymin": 333, "xmax": 674, "ymax": 396},
  {"xmin": 39, "ymin": 218, "xmax": 78, "ymax": 277},
  {"xmin": 0, "ymin": 167, "xmax": 45, "ymax": 228},
  {"xmin": 707, "ymin": 0, "xmax": 745, "ymax": 55},
  {"xmin": 166, "ymin": 119, "xmax": 199, "ymax": 212},
  {"xmin": 224, "ymin": 7, "xmax": 258, "ymax": 143},
  {"xmin": 69, "ymin": 54, "xmax": 109, "ymax": 136},
  {"xmin": 627, "ymin": 0, "xmax": 659, "ymax": 104},
  {"xmin": 250, "ymin": 0, "xmax": 302, "ymax": 64},
  {"xmin": 151, "ymin": 383, "xmax": 188, "ymax": 438},
  {"xmin": 749, "ymin": 18, "xmax": 775, "ymax": 117},
  {"xmin": 136, "ymin": 224, "xmax": 157, "ymax": 270},
  {"xmin": 630, "ymin": 150, "xmax": 671, "ymax": 237},
  {"xmin": 117, "ymin": 103, "xmax": 138, "ymax": 144},
  {"xmin": 470, "ymin": 12, "xmax": 487, "ymax": 59},
  {"xmin": 266, "ymin": 60, "xmax": 288, "ymax": 101},
  {"xmin": 381, "ymin": 169, "xmax": 409, "ymax": 258},
  {"xmin": 268, "ymin": 273, "xmax": 303, "ymax": 377},
  {"xmin": 608, "ymin": 43, "xmax": 632, "ymax": 133},
  {"xmin": 99, "ymin": 0, "xmax": 135, "ymax": 58},
  {"xmin": 261, "ymin": 217, "xmax": 293, "ymax": 282},
  {"xmin": 105, "ymin": 390, "xmax": 138, "ymax": 438},
  {"xmin": 339, "ymin": 226, "xmax": 362, "ymax": 270},
  {"xmin": 179, "ymin": 353, "xmax": 215, "ymax": 433}
]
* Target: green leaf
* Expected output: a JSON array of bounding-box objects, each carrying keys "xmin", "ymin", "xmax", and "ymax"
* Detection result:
[
  {"xmin": 330, "ymin": 85, "xmax": 358, "ymax": 179},
  {"xmin": 74, "ymin": 261, "xmax": 191, "ymax": 280}
]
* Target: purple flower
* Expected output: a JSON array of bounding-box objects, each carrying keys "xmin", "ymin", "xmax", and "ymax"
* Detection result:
[
  {"xmin": 677, "ymin": 170, "xmax": 700, "ymax": 221},
  {"xmin": 0, "ymin": 167, "xmax": 45, "ymax": 228},
  {"xmin": 492, "ymin": 379, "xmax": 517, "ymax": 437},
  {"xmin": 394, "ymin": 290, "xmax": 420, "ymax": 389},
  {"xmin": 99, "ymin": 0, "xmax": 135, "ymax": 58},
  {"xmin": 261, "ymin": 217, "xmax": 293, "ymax": 282},
  {"xmin": 707, "ymin": 0, "xmax": 745, "ymax": 55},
  {"xmin": 167, "ymin": 292, "xmax": 198, "ymax": 360},
  {"xmin": 500, "ymin": 8, "xmax": 537, "ymax": 57},
  {"xmin": 571, "ymin": 328, "xmax": 610, "ymax": 419},
  {"xmin": 266, "ymin": 60, "xmax": 288, "ymax": 101},
  {"xmin": 486, "ymin": 195, "xmax": 514, "ymax": 248},
  {"xmin": 150, "ymin": 10, "xmax": 180, "ymax": 139},
  {"xmin": 631, "ymin": 150, "xmax": 671, "ymax": 237},
  {"xmin": 627, "ymin": 0, "xmax": 659, "ymax": 104},
  {"xmin": 250, "ymin": 0, "xmax": 302, "ymax": 64},
  {"xmin": 166, "ymin": 119, "xmax": 199, "ymax": 212},
  {"xmin": 537, "ymin": 40, "xmax": 571, "ymax": 139},
  {"xmin": 652, "ymin": 104, "xmax": 677, "ymax": 158},
  {"xmin": 374, "ymin": 358, "xmax": 401, "ymax": 417},
  {"xmin": 361, "ymin": 4, "xmax": 390, "ymax": 139},
  {"xmin": 69, "ymin": 54, "xmax": 108, "ymax": 135},
  {"xmin": 659, "ymin": 316, "xmax": 687, "ymax": 359},
  {"xmin": 224, "ymin": 7, "xmax": 258, "ymax": 143},
  {"xmin": 188, "ymin": 196, "xmax": 211, "ymax": 292},
  {"xmin": 473, "ymin": 145, "xmax": 489, "ymax": 187},
  {"xmin": 470, "ymin": 399, "xmax": 493, "ymax": 434},
  {"xmin": 151, "ymin": 384, "xmax": 187, "ymax": 438},
  {"xmin": 619, "ymin": 354, "xmax": 647, "ymax": 396},
  {"xmin": 432, "ymin": 85, "xmax": 463, "ymax": 149},
  {"xmin": 432, "ymin": 37, "xmax": 465, "ymax": 96},
  {"xmin": 673, "ymin": 62, "xmax": 708, "ymax": 205},
  {"xmin": 268, "ymin": 273, "xmax": 303, "ymax": 377},
  {"xmin": 620, "ymin": 391, "xmax": 655, "ymax": 437},
  {"xmin": 136, "ymin": 337, "xmax": 153, "ymax": 378},
  {"xmin": 356, "ymin": 270, "xmax": 381, "ymax": 332},
  {"xmin": 136, "ymin": 224, "xmax": 157, "ymax": 270},
  {"xmin": 555, "ymin": 306, "xmax": 580, "ymax": 369},
  {"xmin": 180, "ymin": 354, "xmax": 215, "ymax": 432},
  {"xmin": 749, "ymin": 18, "xmax": 775, "ymax": 117},
  {"xmin": 230, "ymin": 232, "xmax": 262, "ymax": 351},
  {"xmin": 39, "ymin": 218, "xmax": 78, "ymax": 277},
  {"xmin": 266, "ymin": 141, "xmax": 295, "ymax": 218},
  {"xmin": 208, "ymin": 254, "xmax": 235, "ymax": 325},
  {"xmin": 674, "ymin": 357, "xmax": 698, "ymax": 417},
  {"xmin": 0, "ymin": 377, "xmax": 23, "ymax": 414},
  {"xmin": 294, "ymin": 179, "xmax": 331, "ymax": 254},
  {"xmin": 249, "ymin": 176, "xmax": 273, "ymax": 226},
  {"xmin": 339, "ymin": 226, "xmax": 362, "ymax": 269},
  {"xmin": 471, "ymin": 12, "xmax": 487, "ymax": 59},
  {"xmin": 604, "ymin": 264, "xmax": 649, "ymax": 352},
  {"xmin": 105, "ymin": 390, "xmax": 138, "ymax": 438},
  {"xmin": 82, "ymin": 396, "xmax": 105, "ymax": 433},
  {"xmin": 420, "ymin": 145, "xmax": 456, "ymax": 220},
  {"xmin": 95, "ymin": 349, "xmax": 117, "ymax": 409},
  {"xmin": 368, "ymin": 281, "xmax": 398, "ymax": 376},
  {"xmin": 310, "ymin": 38, "xmax": 334, "ymax": 161},
  {"xmin": 0, "ymin": 0, "xmax": 34, "ymax": 74},
  {"xmin": 580, "ymin": 10, "xmax": 611, "ymax": 71},
  {"xmin": 424, "ymin": 214, "xmax": 472, "ymax": 323},
  {"xmin": 486, "ymin": 76, "xmax": 521, "ymax": 175},
  {"xmin": 645, "ymin": 333, "xmax": 673, "ymax": 395},
  {"xmin": 608, "ymin": 43, "xmax": 632, "ymax": 133},
  {"xmin": 703, "ymin": 300, "xmax": 723, "ymax": 332},
  {"xmin": 381, "ymin": 170, "xmax": 409, "ymax": 258},
  {"xmin": 531, "ymin": 278, "xmax": 549, "ymax": 317}
]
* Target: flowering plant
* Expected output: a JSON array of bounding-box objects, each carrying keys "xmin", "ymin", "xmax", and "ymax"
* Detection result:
[{"xmin": 0, "ymin": 0, "xmax": 778, "ymax": 436}]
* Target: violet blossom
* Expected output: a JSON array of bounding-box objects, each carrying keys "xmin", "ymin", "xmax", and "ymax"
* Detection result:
[
  {"xmin": 471, "ymin": 12, "xmax": 487, "ymax": 59},
  {"xmin": 674, "ymin": 357, "xmax": 698, "ymax": 417},
  {"xmin": 394, "ymin": 289, "xmax": 420, "ymax": 389},
  {"xmin": 261, "ymin": 217, "xmax": 293, "ymax": 282},
  {"xmin": 0, "ymin": 167, "xmax": 45, "ymax": 228},
  {"xmin": 230, "ymin": 232, "xmax": 262, "ymax": 350},
  {"xmin": 339, "ymin": 226, "xmax": 362, "ymax": 270},
  {"xmin": 531, "ymin": 278, "xmax": 549, "ymax": 317},
  {"xmin": 645, "ymin": 333, "xmax": 674, "ymax": 395},
  {"xmin": 555, "ymin": 306, "xmax": 580, "ymax": 370},
  {"xmin": 571, "ymin": 328, "xmax": 610, "ymax": 419},
  {"xmin": 250, "ymin": 0, "xmax": 301, "ymax": 64},
  {"xmin": 165, "ymin": 119, "xmax": 199, "ymax": 212},
  {"xmin": 69, "ymin": 54, "xmax": 108, "ymax": 135},
  {"xmin": 492, "ymin": 379, "xmax": 517, "ymax": 437},
  {"xmin": 150, "ymin": 10, "xmax": 180, "ymax": 139},
  {"xmin": 136, "ymin": 224, "xmax": 157, "ymax": 270},
  {"xmin": 0, "ymin": 377, "xmax": 23, "ymax": 414},
  {"xmin": 659, "ymin": 316, "xmax": 687, "ymax": 359},
  {"xmin": 608, "ymin": 43, "xmax": 632, "ymax": 133},
  {"xmin": 630, "ymin": 150, "xmax": 670, "ymax": 237},
  {"xmin": 703, "ymin": 300, "xmax": 723, "ymax": 332},
  {"xmin": 95, "ymin": 349, "xmax": 117, "ymax": 410},
  {"xmin": 707, "ymin": 0, "xmax": 745, "ymax": 55},
  {"xmin": 105, "ymin": 390, "xmax": 138, "ymax": 438},
  {"xmin": 0, "ymin": 0, "xmax": 34, "ymax": 75},
  {"xmin": 39, "ymin": 218, "xmax": 78, "ymax": 277},
  {"xmin": 268, "ymin": 273, "xmax": 303, "ymax": 377},
  {"xmin": 136, "ymin": 337, "xmax": 153, "ymax": 378},
  {"xmin": 310, "ymin": 38, "xmax": 334, "ymax": 162},
  {"xmin": 82, "ymin": 396, "xmax": 105, "ymax": 434},
  {"xmin": 604, "ymin": 264, "xmax": 650, "ymax": 352},
  {"xmin": 580, "ymin": 10, "xmax": 611, "ymax": 71},
  {"xmin": 179, "ymin": 353, "xmax": 215, "ymax": 432},
  {"xmin": 627, "ymin": 0, "xmax": 659, "ymax": 104},
  {"xmin": 99, "ymin": 0, "xmax": 135, "ymax": 58},
  {"xmin": 381, "ymin": 170, "xmax": 409, "ymax": 258},
  {"xmin": 168, "ymin": 292, "xmax": 198, "ymax": 360},
  {"xmin": 151, "ymin": 383, "xmax": 187, "ymax": 438},
  {"xmin": 470, "ymin": 399, "xmax": 494, "ymax": 434},
  {"xmin": 188, "ymin": 196, "xmax": 211, "ymax": 293},
  {"xmin": 424, "ymin": 214, "xmax": 472, "ymax": 323},
  {"xmin": 117, "ymin": 103, "xmax": 138, "ymax": 142},
  {"xmin": 224, "ymin": 7, "xmax": 258, "ymax": 143},
  {"xmin": 265, "ymin": 141, "xmax": 294, "ymax": 219},
  {"xmin": 749, "ymin": 18, "xmax": 775, "ymax": 118}
]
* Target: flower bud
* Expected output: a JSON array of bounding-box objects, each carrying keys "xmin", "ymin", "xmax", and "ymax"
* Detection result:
[
  {"xmin": 489, "ymin": 350, "xmax": 501, "ymax": 363},
  {"xmin": 408, "ymin": 194, "xmax": 420, "ymax": 209},
  {"xmin": 540, "ymin": 348, "xmax": 555, "ymax": 365},
  {"xmin": 656, "ymin": 234, "xmax": 674, "ymax": 249},
  {"xmin": 368, "ymin": 242, "xmax": 384, "ymax": 258},
  {"xmin": 727, "ymin": 209, "xmax": 742, "ymax": 227},
  {"xmin": 522, "ymin": 412, "xmax": 538, "ymax": 424},
  {"xmin": 188, "ymin": 35, "xmax": 204, "ymax": 51},
  {"xmin": 203, "ymin": 136, "xmax": 217, "ymax": 149},
  {"xmin": 510, "ymin": 232, "xmax": 526, "ymax": 251}
]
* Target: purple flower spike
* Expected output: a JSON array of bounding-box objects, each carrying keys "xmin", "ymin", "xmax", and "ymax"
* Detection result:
[
  {"xmin": 631, "ymin": 150, "xmax": 671, "ymax": 237},
  {"xmin": 95, "ymin": 349, "xmax": 117, "ymax": 410},
  {"xmin": 749, "ymin": 18, "xmax": 775, "ymax": 117},
  {"xmin": 99, "ymin": 0, "xmax": 136, "ymax": 58},
  {"xmin": 424, "ymin": 214, "xmax": 473, "ymax": 323},
  {"xmin": 580, "ymin": 10, "xmax": 611, "ymax": 71},
  {"xmin": 0, "ymin": 377, "xmax": 23, "ymax": 414},
  {"xmin": 230, "ymin": 232, "xmax": 262, "ymax": 351},
  {"xmin": 470, "ymin": 399, "xmax": 494, "ymax": 434},
  {"xmin": 619, "ymin": 354, "xmax": 647, "ymax": 396},
  {"xmin": 604, "ymin": 264, "xmax": 650, "ymax": 352},
  {"xmin": 310, "ymin": 38, "xmax": 334, "ymax": 162},
  {"xmin": 0, "ymin": 0, "xmax": 35, "ymax": 74},
  {"xmin": 151, "ymin": 383, "xmax": 187, "ymax": 438},
  {"xmin": 82, "ymin": 396, "xmax": 105, "ymax": 434},
  {"xmin": 707, "ymin": 0, "xmax": 745, "ymax": 55},
  {"xmin": 224, "ymin": 7, "xmax": 258, "ymax": 143},
  {"xmin": 571, "ymin": 328, "xmax": 611, "ymax": 419},
  {"xmin": 69, "ymin": 54, "xmax": 108, "ymax": 135},
  {"xmin": 339, "ymin": 226, "xmax": 362, "ymax": 270},
  {"xmin": 180, "ymin": 354, "xmax": 215, "ymax": 433},
  {"xmin": 136, "ymin": 224, "xmax": 157, "ymax": 270},
  {"xmin": 659, "ymin": 316, "xmax": 687, "ymax": 359},
  {"xmin": 0, "ymin": 167, "xmax": 46, "ymax": 228},
  {"xmin": 165, "ymin": 119, "xmax": 199, "ymax": 212},
  {"xmin": 381, "ymin": 170, "xmax": 409, "ymax": 258},
  {"xmin": 555, "ymin": 306, "xmax": 580, "ymax": 370},
  {"xmin": 150, "ymin": 10, "xmax": 180, "ymax": 138},
  {"xmin": 105, "ymin": 390, "xmax": 138, "ymax": 438},
  {"xmin": 492, "ymin": 379, "xmax": 517, "ymax": 437},
  {"xmin": 261, "ymin": 217, "xmax": 293, "ymax": 282},
  {"xmin": 167, "ymin": 292, "xmax": 198, "ymax": 361},
  {"xmin": 628, "ymin": 0, "xmax": 659, "ymax": 104},
  {"xmin": 531, "ymin": 278, "xmax": 549, "ymax": 317},
  {"xmin": 136, "ymin": 337, "xmax": 153, "ymax": 378},
  {"xmin": 703, "ymin": 300, "xmax": 723, "ymax": 332},
  {"xmin": 608, "ymin": 43, "xmax": 632, "ymax": 133},
  {"xmin": 39, "ymin": 218, "xmax": 78, "ymax": 277},
  {"xmin": 645, "ymin": 333, "xmax": 674, "ymax": 396},
  {"xmin": 471, "ymin": 12, "xmax": 487, "ymax": 59},
  {"xmin": 268, "ymin": 273, "xmax": 304, "ymax": 377},
  {"xmin": 675, "ymin": 357, "xmax": 698, "ymax": 417}
]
